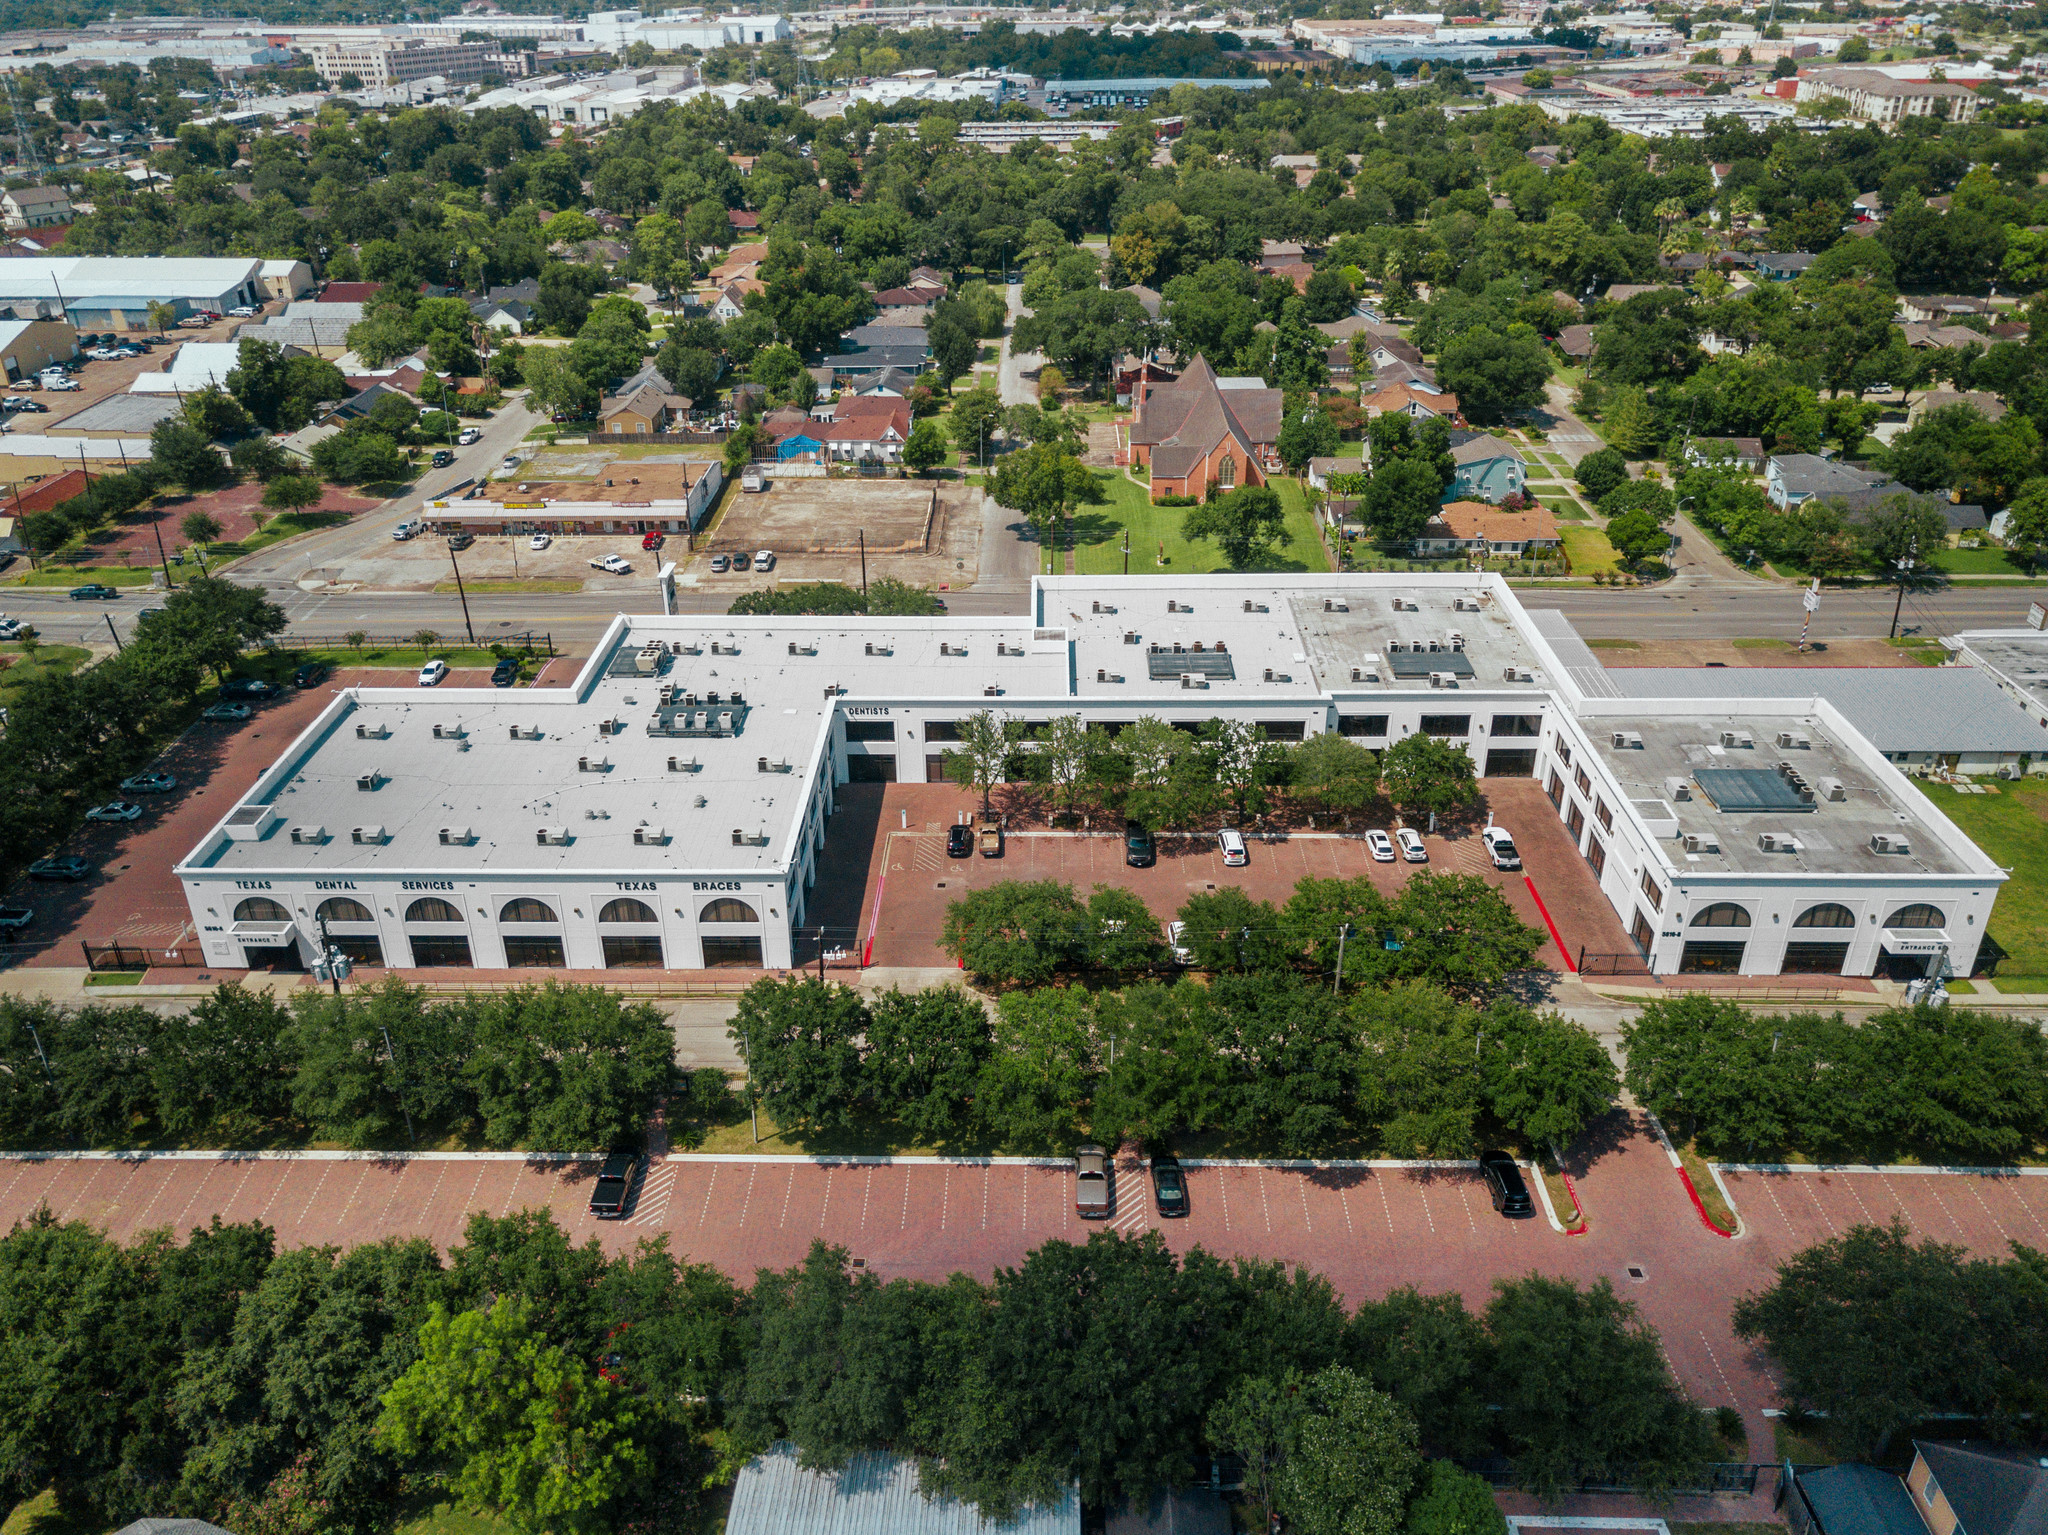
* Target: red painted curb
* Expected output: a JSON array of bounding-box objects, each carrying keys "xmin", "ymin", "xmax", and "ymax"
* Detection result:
[
  {"xmin": 1676, "ymin": 1163, "xmax": 1738, "ymax": 1238},
  {"xmin": 1522, "ymin": 875, "xmax": 1577, "ymax": 973},
  {"xmin": 1558, "ymin": 1166, "xmax": 1589, "ymax": 1236}
]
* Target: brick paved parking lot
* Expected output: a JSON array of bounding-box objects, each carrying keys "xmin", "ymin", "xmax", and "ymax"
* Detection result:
[
  {"xmin": 1722, "ymin": 1166, "xmax": 2048, "ymax": 1257},
  {"xmin": 0, "ymin": 1115, "xmax": 1793, "ymax": 1518},
  {"xmin": 1, "ymin": 667, "xmax": 499, "ymax": 968},
  {"xmin": 831, "ymin": 777, "xmax": 1633, "ymax": 972}
]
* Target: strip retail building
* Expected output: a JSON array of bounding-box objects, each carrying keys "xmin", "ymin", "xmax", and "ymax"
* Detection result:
[{"xmin": 176, "ymin": 574, "xmax": 2007, "ymax": 979}]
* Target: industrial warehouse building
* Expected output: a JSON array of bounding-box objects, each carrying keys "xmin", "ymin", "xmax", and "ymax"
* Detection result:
[
  {"xmin": 0, "ymin": 258, "xmax": 272, "ymax": 331},
  {"xmin": 176, "ymin": 575, "xmax": 2008, "ymax": 979}
]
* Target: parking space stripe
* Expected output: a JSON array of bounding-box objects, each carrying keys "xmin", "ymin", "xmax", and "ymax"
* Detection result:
[
  {"xmin": 1993, "ymin": 1176, "xmax": 2048, "ymax": 1244},
  {"xmin": 1795, "ymin": 1176, "xmax": 1838, "ymax": 1237},
  {"xmin": 1698, "ymin": 1331, "xmax": 1740, "ymax": 1408},
  {"xmin": 1375, "ymin": 1173, "xmax": 1394, "ymax": 1233},
  {"xmin": 57, "ymin": 1160, "xmax": 106, "ymax": 1223},
  {"xmin": 1297, "ymin": 1178, "xmax": 1313, "ymax": 1233},
  {"xmin": 778, "ymin": 1164, "xmax": 795, "ymax": 1228},
  {"xmin": 696, "ymin": 1165, "xmax": 720, "ymax": 1228},
  {"xmin": 817, "ymin": 1165, "xmax": 834, "ymax": 1229},
  {"xmin": 735, "ymin": 1164, "xmax": 758, "ymax": 1227}
]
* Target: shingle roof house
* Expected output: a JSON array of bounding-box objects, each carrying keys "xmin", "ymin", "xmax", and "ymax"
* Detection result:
[{"xmin": 1127, "ymin": 354, "xmax": 1283, "ymax": 502}]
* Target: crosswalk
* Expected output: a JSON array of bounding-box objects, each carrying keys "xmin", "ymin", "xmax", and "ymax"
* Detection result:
[{"xmin": 628, "ymin": 1161, "xmax": 678, "ymax": 1226}]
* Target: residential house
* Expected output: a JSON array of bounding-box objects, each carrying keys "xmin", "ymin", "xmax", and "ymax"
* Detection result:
[
  {"xmin": 1900, "ymin": 295, "xmax": 1998, "ymax": 324},
  {"xmin": 1557, "ymin": 323, "xmax": 1598, "ymax": 362},
  {"xmin": 1766, "ymin": 452, "xmax": 1899, "ymax": 510},
  {"xmin": 1120, "ymin": 284, "xmax": 1164, "ymax": 320},
  {"xmin": 1421, "ymin": 499, "xmax": 1561, "ymax": 557},
  {"xmin": 817, "ymin": 345, "xmax": 929, "ymax": 381},
  {"xmin": 1, "ymin": 185, "xmax": 74, "ymax": 229},
  {"xmin": 840, "ymin": 324, "xmax": 932, "ymax": 357},
  {"xmin": 1315, "ymin": 315, "xmax": 1382, "ymax": 342},
  {"xmin": 1257, "ymin": 239, "xmax": 1323, "ymax": 269},
  {"xmin": 1307, "ymin": 455, "xmax": 1364, "ymax": 492},
  {"xmin": 1900, "ymin": 322, "xmax": 1993, "ymax": 351},
  {"xmin": 600, "ymin": 380, "xmax": 691, "ymax": 433},
  {"xmin": 1527, "ymin": 144, "xmax": 1564, "ymax": 168},
  {"xmin": 1603, "ymin": 283, "xmax": 1681, "ymax": 304},
  {"xmin": 712, "ymin": 278, "xmax": 763, "ymax": 320},
  {"xmin": 1267, "ymin": 261, "xmax": 1315, "ymax": 295},
  {"xmin": 873, "ymin": 286, "xmax": 939, "ymax": 321},
  {"xmin": 470, "ymin": 297, "xmax": 532, "ymax": 334},
  {"xmin": 854, "ymin": 367, "xmax": 919, "ymax": 397},
  {"xmin": 727, "ymin": 208, "xmax": 760, "ymax": 236},
  {"xmin": 1127, "ymin": 354, "xmax": 1284, "ymax": 501},
  {"xmin": 1373, "ymin": 358, "xmax": 1442, "ymax": 393},
  {"xmin": 1361, "ymin": 380, "xmax": 1461, "ymax": 424},
  {"xmin": 1326, "ymin": 344, "xmax": 1354, "ymax": 382},
  {"xmin": 485, "ymin": 277, "xmax": 541, "ymax": 305},
  {"xmin": 823, "ymin": 399, "xmax": 913, "ymax": 463},
  {"xmin": 1786, "ymin": 1440, "xmax": 2048, "ymax": 1535},
  {"xmin": 1446, "ymin": 431, "xmax": 1525, "ymax": 502},
  {"xmin": 1785, "ymin": 1462, "xmax": 1929, "ymax": 1535},
  {"xmin": 319, "ymin": 280, "xmax": 385, "ymax": 304},
  {"xmin": 711, "ymin": 243, "xmax": 767, "ymax": 284},
  {"xmin": 1909, "ymin": 389, "xmax": 2007, "ymax": 426},
  {"xmin": 1115, "ymin": 358, "xmax": 1177, "ymax": 407},
  {"xmin": 1356, "ymin": 330, "xmax": 1424, "ymax": 369},
  {"xmin": 1754, "ymin": 252, "xmax": 1818, "ymax": 282},
  {"xmin": 1657, "ymin": 251, "xmax": 1712, "ymax": 278},
  {"xmin": 1852, "ymin": 190, "xmax": 1884, "ymax": 222},
  {"xmin": 1685, "ymin": 436, "xmax": 1765, "ymax": 470}
]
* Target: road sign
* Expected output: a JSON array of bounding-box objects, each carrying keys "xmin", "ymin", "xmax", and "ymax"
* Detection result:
[
  {"xmin": 1802, "ymin": 579, "xmax": 1821, "ymax": 613},
  {"xmin": 2030, "ymin": 601, "xmax": 2046, "ymax": 630}
]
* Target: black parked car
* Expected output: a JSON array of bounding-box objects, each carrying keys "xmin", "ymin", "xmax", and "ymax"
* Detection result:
[
  {"xmin": 1480, "ymin": 1152, "xmax": 1535, "ymax": 1219},
  {"xmin": 1124, "ymin": 819, "xmax": 1156, "ymax": 868},
  {"xmin": 588, "ymin": 1151, "xmax": 640, "ymax": 1218},
  {"xmin": 447, "ymin": 531, "xmax": 475, "ymax": 551},
  {"xmin": 28, "ymin": 856, "xmax": 92, "ymax": 882},
  {"xmin": 217, "ymin": 677, "xmax": 280, "ymax": 699},
  {"xmin": 293, "ymin": 661, "xmax": 330, "ymax": 688},
  {"xmin": 1150, "ymin": 1153, "xmax": 1188, "ymax": 1218},
  {"xmin": 946, "ymin": 823, "xmax": 973, "ymax": 858},
  {"xmin": 490, "ymin": 656, "xmax": 519, "ymax": 687},
  {"xmin": 430, "ymin": 449, "xmax": 454, "ymax": 467}
]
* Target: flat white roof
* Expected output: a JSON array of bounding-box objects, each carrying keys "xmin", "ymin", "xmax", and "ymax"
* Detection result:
[{"xmin": 0, "ymin": 256, "xmax": 262, "ymax": 303}]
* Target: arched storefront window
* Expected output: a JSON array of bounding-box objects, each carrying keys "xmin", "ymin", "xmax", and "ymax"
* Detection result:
[
  {"xmin": 234, "ymin": 897, "xmax": 290, "ymax": 923},
  {"xmin": 316, "ymin": 897, "xmax": 373, "ymax": 923},
  {"xmin": 700, "ymin": 898, "xmax": 760, "ymax": 923},
  {"xmin": 600, "ymin": 898, "xmax": 658, "ymax": 923},
  {"xmin": 1690, "ymin": 903, "xmax": 1752, "ymax": 928},
  {"xmin": 499, "ymin": 898, "xmax": 560, "ymax": 923},
  {"xmin": 405, "ymin": 897, "xmax": 463, "ymax": 923}
]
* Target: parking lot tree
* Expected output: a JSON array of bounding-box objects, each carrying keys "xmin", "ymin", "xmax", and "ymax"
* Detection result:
[
  {"xmin": 1175, "ymin": 887, "xmax": 1292, "ymax": 973},
  {"xmin": 147, "ymin": 984, "xmax": 295, "ymax": 1142},
  {"xmin": 182, "ymin": 384, "xmax": 255, "ymax": 443},
  {"xmin": 730, "ymin": 582, "xmax": 868, "ymax": 616},
  {"xmin": 1030, "ymin": 714, "xmax": 1091, "ymax": 814},
  {"xmin": 1208, "ymin": 1371, "xmax": 1308, "ymax": 1535},
  {"xmin": 1377, "ymin": 734, "xmax": 1479, "ymax": 820},
  {"xmin": 1475, "ymin": 999, "xmax": 1619, "ymax": 1148},
  {"xmin": 459, "ymin": 983, "xmax": 674, "ymax": 1151},
  {"xmin": 1114, "ymin": 714, "xmax": 1187, "ymax": 828},
  {"xmin": 1386, "ymin": 875, "xmax": 1545, "ymax": 1000},
  {"xmin": 730, "ymin": 976, "xmax": 867, "ymax": 1133},
  {"xmin": 1484, "ymin": 1273, "xmax": 1717, "ymax": 1499},
  {"xmin": 1346, "ymin": 1285, "xmax": 1495, "ymax": 1458},
  {"xmin": 974, "ymin": 986, "xmax": 1097, "ymax": 1150},
  {"xmin": 1733, "ymin": 1221, "xmax": 2047, "ymax": 1457},
  {"xmin": 1405, "ymin": 1460, "xmax": 1509, "ymax": 1535},
  {"xmin": 722, "ymin": 422, "xmax": 760, "ymax": 479},
  {"xmin": 1350, "ymin": 984, "xmax": 1488, "ymax": 1155},
  {"xmin": 941, "ymin": 879, "xmax": 1088, "ymax": 988},
  {"xmin": 1084, "ymin": 885, "xmax": 1165, "ymax": 973},
  {"xmin": 286, "ymin": 977, "xmax": 465, "ymax": 1148},
  {"xmin": 231, "ymin": 434, "xmax": 291, "ymax": 484},
  {"xmin": 1091, "ymin": 980, "xmax": 1232, "ymax": 1143},
  {"xmin": 949, "ymin": 386, "xmax": 1004, "ymax": 465},
  {"xmin": 1284, "ymin": 875, "xmax": 1397, "ymax": 987},
  {"xmin": 152, "ymin": 418, "xmax": 233, "ymax": 494},
  {"xmin": 1183, "ymin": 483, "xmax": 1291, "ymax": 570},
  {"xmin": 1277, "ymin": 1367, "xmax": 1420, "ymax": 1535},
  {"xmin": 1289, "ymin": 731, "xmax": 1381, "ymax": 819},
  {"xmin": 903, "ymin": 417, "xmax": 949, "ymax": 476},
  {"xmin": 1208, "ymin": 972, "xmax": 1358, "ymax": 1153},
  {"xmin": 262, "ymin": 474, "xmax": 324, "ymax": 516},
  {"xmin": 861, "ymin": 985, "xmax": 993, "ymax": 1143},
  {"xmin": 943, "ymin": 708, "xmax": 1027, "ymax": 814},
  {"xmin": 180, "ymin": 510, "xmax": 224, "ymax": 550},
  {"xmin": 1573, "ymin": 447, "xmax": 1629, "ymax": 501},
  {"xmin": 1195, "ymin": 716, "xmax": 1289, "ymax": 823},
  {"xmin": 138, "ymin": 576, "xmax": 287, "ymax": 686},
  {"xmin": 989, "ymin": 442, "xmax": 1102, "ymax": 560},
  {"xmin": 377, "ymin": 1297, "xmax": 649, "ymax": 1535}
]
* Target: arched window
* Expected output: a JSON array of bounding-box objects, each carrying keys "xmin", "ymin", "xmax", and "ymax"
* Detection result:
[
  {"xmin": 599, "ymin": 898, "xmax": 658, "ymax": 924},
  {"xmin": 405, "ymin": 897, "xmax": 463, "ymax": 923},
  {"xmin": 316, "ymin": 897, "xmax": 373, "ymax": 923},
  {"xmin": 1794, "ymin": 903, "xmax": 1856, "ymax": 929},
  {"xmin": 1217, "ymin": 455, "xmax": 1236, "ymax": 488},
  {"xmin": 499, "ymin": 898, "xmax": 559, "ymax": 924},
  {"xmin": 234, "ymin": 896, "xmax": 289, "ymax": 923},
  {"xmin": 699, "ymin": 898, "xmax": 760, "ymax": 924},
  {"xmin": 1690, "ymin": 903, "xmax": 1752, "ymax": 928},
  {"xmin": 1886, "ymin": 903, "xmax": 1946, "ymax": 929}
]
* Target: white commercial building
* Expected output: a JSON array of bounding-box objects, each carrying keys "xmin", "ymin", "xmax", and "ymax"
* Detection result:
[
  {"xmin": 178, "ymin": 574, "xmax": 2003, "ymax": 982},
  {"xmin": 466, "ymin": 68, "xmax": 773, "ymax": 122},
  {"xmin": 583, "ymin": 10, "xmax": 794, "ymax": 51},
  {"xmin": 0, "ymin": 257, "xmax": 268, "ymax": 331}
]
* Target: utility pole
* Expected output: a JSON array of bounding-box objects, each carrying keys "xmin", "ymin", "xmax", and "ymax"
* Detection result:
[
  {"xmin": 1889, "ymin": 537, "xmax": 1917, "ymax": 639},
  {"xmin": 858, "ymin": 528, "xmax": 867, "ymax": 595},
  {"xmin": 1332, "ymin": 923, "xmax": 1349, "ymax": 995},
  {"xmin": 744, "ymin": 1022, "xmax": 759, "ymax": 1143},
  {"xmin": 104, "ymin": 614, "xmax": 122, "ymax": 652},
  {"xmin": 449, "ymin": 541, "xmax": 477, "ymax": 645}
]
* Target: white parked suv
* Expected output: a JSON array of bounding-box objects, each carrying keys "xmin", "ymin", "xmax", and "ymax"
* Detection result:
[
  {"xmin": 1366, "ymin": 829, "xmax": 1395, "ymax": 862},
  {"xmin": 458, "ymin": 427, "xmax": 481, "ymax": 445},
  {"xmin": 752, "ymin": 549, "xmax": 775, "ymax": 572},
  {"xmin": 1395, "ymin": 828, "xmax": 1428, "ymax": 863}
]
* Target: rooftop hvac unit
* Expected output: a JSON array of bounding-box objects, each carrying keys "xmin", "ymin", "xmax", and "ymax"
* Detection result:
[
  {"xmin": 351, "ymin": 825, "xmax": 386, "ymax": 845},
  {"xmin": 788, "ymin": 641, "xmax": 816, "ymax": 656},
  {"xmin": 1389, "ymin": 640, "xmax": 1407, "ymax": 653},
  {"xmin": 1682, "ymin": 832, "xmax": 1719, "ymax": 854},
  {"xmin": 1777, "ymin": 731, "xmax": 1812, "ymax": 750},
  {"xmin": 598, "ymin": 718, "xmax": 624, "ymax": 737},
  {"xmin": 1167, "ymin": 599, "xmax": 1183, "ymax": 612},
  {"xmin": 1817, "ymin": 776, "xmax": 1847, "ymax": 802},
  {"xmin": 439, "ymin": 826, "xmax": 473, "ymax": 845},
  {"xmin": 432, "ymin": 722, "xmax": 466, "ymax": 740},
  {"xmin": 289, "ymin": 825, "xmax": 326, "ymax": 844},
  {"xmin": 1124, "ymin": 630, "xmax": 1139, "ymax": 644},
  {"xmin": 1322, "ymin": 598, "xmax": 1349, "ymax": 612},
  {"xmin": 509, "ymin": 724, "xmax": 543, "ymax": 740},
  {"xmin": 983, "ymin": 684, "xmax": 1002, "ymax": 696},
  {"xmin": 1353, "ymin": 666, "xmax": 1376, "ymax": 682},
  {"xmin": 577, "ymin": 756, "xmax": 610, "ymax": 773},
  {"xmin": 757, "ymin": 756, "xmax": 791, "ymax": 773},
  {"xmin": 667, "ymin": 756, "xmax": 701, "ymax": 772},
  {"xmin": 693, "ymin": 795, "xmax": 707, "ymax": 808},
  {"xmin": 1453, "ymin": 595, "xmax": 1478, "ymax": 612},
  {"xmin": 535, "ymin": 825, "xmax": 569, "ymax": 845},
  {"xmin": 823, "ymin": 683, "xmax": 843, "ymax": 698},
  {"xmin": 633, "ymin": 826, "xmax": 668, "ymax": 845},
  {"xmin": 1612, "ymin": 731, "xmax": 1644, "ymax": 749},
  {"xmin": 1998, "ymin": 762, "xmax": 2025, "ymax": 780},
  {"xmin": 1503, "ymin": 666, "xmax": 1534, "ymax": 682},
  {"xmin": 1430, "ymin": 671, "xmax": 1458, "ymax": 688},
  {"xmin": 1663, "ymin": 776, "xmax": 1693, "ymax": 801},
  {"xmin": 939, "ymin": 641, "xmax": 956, "ymax": 656},
  {"xmin": 356, "ymin": 771, "xmax": 382, "ymax": 792},
  {"xmin": 354, "ymin": 722, "xmax": 389, "ymax": 740},
  {"xmin": 864, "ymin": 641, "xmax": 891, "ymax": 656},
  {"xmin": 1181, "ymin": 674, "xmax": 1207, "ymax": 689},
  {"xmin": 1870, "ymin": 832, "xmax": 1912, "ymax": 854},
  {"xmin": 996, "ymin": 641, "xmax": 1013, "ymax": 656},
  {"xmin": 633, "ymin": 643, "xmax": 664, "ymax": 673},
  {"xmin": 1096, "ymin": 668, "xmax": 1125, "ymax": 683},
  {"xmin": 1721, "ymin": 730, "xmax": 1754, "ymax": 748},
  {"xmin": 1447, "ymin": 630, "xmax": 1465, "ymax": 650},
  {"xmin": 1241, "ymin": 599, "xmax": 1266, "ymax": 613},
  {"xmin": 1757, "ymin": 831, "xmax": 1803, "ymax": 853}
]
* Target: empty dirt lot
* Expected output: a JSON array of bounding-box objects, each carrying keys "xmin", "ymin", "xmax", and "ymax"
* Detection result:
[{"xmin": 702, "ymin": 476, "xmax": 985, "ymax": 589}]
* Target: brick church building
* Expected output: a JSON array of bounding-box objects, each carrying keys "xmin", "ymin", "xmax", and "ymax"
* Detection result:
[{"xmin": 1127, "ymin": 355, "xmax": 1284, "ymax": 501}]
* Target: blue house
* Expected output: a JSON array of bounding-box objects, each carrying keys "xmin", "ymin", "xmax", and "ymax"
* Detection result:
[{"xmin": 1446, "ymin": 431, "xmax": 1525, "ymax": 503}]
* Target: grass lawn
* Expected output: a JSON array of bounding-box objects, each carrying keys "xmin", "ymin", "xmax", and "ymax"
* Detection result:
[
  {"xmin": 0, "ymin": 644, "xmax": 90, "ymax": 707},
  {"xmin": 1585, "ymin": 638, "xmax": 1641, "ymax": 649},
  {"xmin": 1884, "ymin": 636, "xmax": 1947, "ymax": 666},
  {"xmin": 0, "ymin": 1489, "xmax": 96, "ymax": 1535},
  {"xmin": 1908, "ymin": 775, "xmax": 2048, "ymax": 974},
  {"xmin": 7, "ymin": 565, "xmax": 161, "ymax": 587},
  {"xmin": 287, "ymin": 645, "xmax": 540, "ymax": 673},
  {"xmin": 1071, "ymin": 471, "xmax": 1329, "ymax": 576},
  {"xmin": 1560, "ymin": 524, "xmax": 1619, "ymax": 574},
  {"xmin": 1930, "ymin": 545, "xmax": 2042, "ymax": 576},
  {"xmin": 212, "ymin": 509, "xmax": 355, "ymax": 565}
]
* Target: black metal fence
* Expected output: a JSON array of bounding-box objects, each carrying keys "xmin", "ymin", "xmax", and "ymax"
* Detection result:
[
  {"xmin": 1579, "ymin": 948, "xmax": 1658, "ymax": 979},
  {"xmin": 82, "ymin": 943, "xmax": 208, "ymax": 973}
]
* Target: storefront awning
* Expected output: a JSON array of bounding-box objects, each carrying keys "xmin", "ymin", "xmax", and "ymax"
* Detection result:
[
  {"xmin": 230, "ymin": 920, "xmax": 298, "ymax": 945},
  {"xmin": 1880, "ymin": 928, "xmax": 1950, "ymax": 955}
]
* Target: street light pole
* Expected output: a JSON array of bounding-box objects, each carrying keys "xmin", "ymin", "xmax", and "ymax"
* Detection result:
[
  {"xmin": 1890, "ymin": 537, "xmax": 1917, "ymax": 639},
  {"xmin": 448, "ymin": 541, "xmax": 477, "ymax": 646}
]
